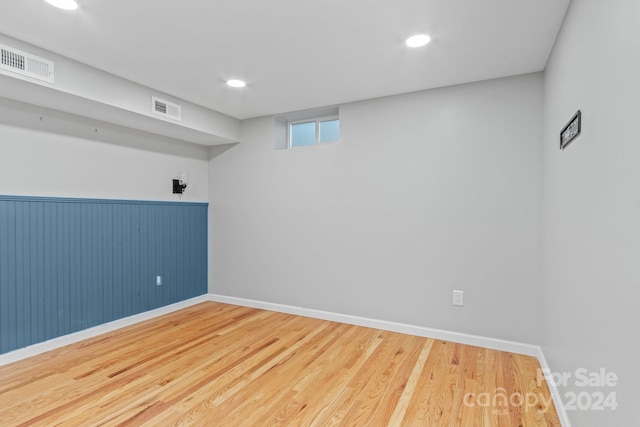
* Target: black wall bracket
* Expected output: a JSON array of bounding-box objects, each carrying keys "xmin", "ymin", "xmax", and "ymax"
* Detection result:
[{"xmin": 173, "ymin": 179, "xmax": 187, "ymax": 194}]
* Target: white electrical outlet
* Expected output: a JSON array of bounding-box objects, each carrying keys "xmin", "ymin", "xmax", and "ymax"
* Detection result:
[
  {"xmin": 453, "ymin": 290, "xmax": 464, "ymax": 306},
  {"xmin": 156, "ymin": 275, "xmax": 162, "ymax": 286}
]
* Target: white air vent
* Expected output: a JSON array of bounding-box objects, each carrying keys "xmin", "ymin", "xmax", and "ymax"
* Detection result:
[
  {"xmin": 152, "ymin": 97, "xmax": 182, "ymax": 121},
  {"xmin": 0, "ymin": 44, "xmax": 55, "ymax": 83}
]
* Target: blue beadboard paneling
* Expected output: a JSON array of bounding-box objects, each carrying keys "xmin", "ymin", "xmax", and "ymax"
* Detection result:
[{"xmin": 0, "ymin": 196, "xmax": 208, "ymax": 354}]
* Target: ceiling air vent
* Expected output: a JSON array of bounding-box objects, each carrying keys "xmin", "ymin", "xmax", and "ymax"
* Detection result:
[
  {"xmin": 0, "ymin": 44, "xmax": 55, "ymax": 83},
  {"xmin": 152, "ymin": 96, "xmax": 182, "ymax": 121}
]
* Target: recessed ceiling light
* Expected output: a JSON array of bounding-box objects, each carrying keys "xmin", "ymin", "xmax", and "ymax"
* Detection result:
[
  {"xmin": 45, "ymin": 0, "xmax": 79, "ymax": 10},
  {"xmin": 226, "ymin": 79, "xmax": 246, "ymax": 88},
  {"xmin": 405, "ymin": 34, "xmax": 431, "ymax": 48}
]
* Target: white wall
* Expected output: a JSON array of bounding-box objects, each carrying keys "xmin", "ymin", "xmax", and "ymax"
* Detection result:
[
  {"xmin": 209, "ymin": 73, "xmax": 543, "ymax": 344},
  {"xmin": 0, "ymin": 122, "xmax": 209, "ymax": 202},
  {"xmin": 542, "ymin": 0, "xmax": 640, "ymax": 425}
]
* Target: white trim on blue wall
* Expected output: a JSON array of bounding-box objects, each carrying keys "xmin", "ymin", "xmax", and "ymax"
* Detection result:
[{"xmin": 0, "ymin": 295, "xmax": 210, "ymax": 367}]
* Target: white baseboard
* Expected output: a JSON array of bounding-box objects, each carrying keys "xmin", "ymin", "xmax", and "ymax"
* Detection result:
[
  {"xmin": 535, "ymin": 348, "xmax": 572, "ymax": 427},
  {"xmin": 0, "ymin": 295, "xmax": 210, "ymax": 367},
  {"xmin": 207, "ymin": 293, "xmax": 540, "ymax": 355},
  {"xmin": 0, "ymin": 292, "xmax": 570, "ymax": 426}
]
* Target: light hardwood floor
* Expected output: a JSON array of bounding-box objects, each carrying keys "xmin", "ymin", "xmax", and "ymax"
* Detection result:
[{"xmin": 0, "ymin": 302, "xmax": 560, "ymax": 426}]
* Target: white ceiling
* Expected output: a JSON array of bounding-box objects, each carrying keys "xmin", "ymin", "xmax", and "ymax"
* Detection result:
[{"xmin": 0, "ymin": 0, "xmax": 570, "ymax": 120}]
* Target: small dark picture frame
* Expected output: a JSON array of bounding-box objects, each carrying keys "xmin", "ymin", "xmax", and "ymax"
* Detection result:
[{"xmin": 560, "ymin": 110, "xmax": 581, "ymax": 150}]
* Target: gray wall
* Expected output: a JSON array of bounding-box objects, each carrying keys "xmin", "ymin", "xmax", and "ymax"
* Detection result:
[
  {"xmin": 542, "ymin": 0, "xmax": 640, "ymax": 425},
  {"xmin": 0, "ymin": 122, "xmax": 208, "ymax": 202},
  {"xmin": 209, "ymin": 73, "xmax": 543, "ymax": 344}
]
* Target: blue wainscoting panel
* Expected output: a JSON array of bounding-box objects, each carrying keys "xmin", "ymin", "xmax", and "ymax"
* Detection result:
[{"xmin": 0, "ymin": 196, "xmax": 208, "ymax": 354}]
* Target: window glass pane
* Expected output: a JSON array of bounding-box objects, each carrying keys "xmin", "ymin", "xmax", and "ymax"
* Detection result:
[
  {"xmin": 290, "ymin": 122, "xmax": 316, "ymax": 147},
  {"xmin": 319, "ymin": 119, "xmax": 339, "ymax": 143}
]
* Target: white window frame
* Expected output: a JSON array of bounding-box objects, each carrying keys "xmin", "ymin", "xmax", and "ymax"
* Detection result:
[{"xmin": 288, "ymin": 115, "xmax": 339, "ymax": 148}]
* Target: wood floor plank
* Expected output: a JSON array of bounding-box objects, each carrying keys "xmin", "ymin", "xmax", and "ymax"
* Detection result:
[
  {"xmin": 0, "ymin": 302, "xmax": 561, "ymax": 426},
  {"xmin": 387, "ymin": 338, "xmax": 434, "ymax": 426},
  {"xmin": 220, "ymin": 322, "xmax": 353, "ymax": 426},
  {"xmin": 247, "ymin": 323, "xmax": 381, "ymax": 426}
]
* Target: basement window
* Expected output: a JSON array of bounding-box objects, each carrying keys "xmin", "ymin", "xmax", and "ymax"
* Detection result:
[
  {"xmin": 289, "ymin": 116, "xmax": 340, "ymax": 148},
  {"xmin": 274, "ymin": 106, "xmax": 340, "ymax": 150}
]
